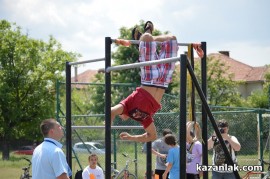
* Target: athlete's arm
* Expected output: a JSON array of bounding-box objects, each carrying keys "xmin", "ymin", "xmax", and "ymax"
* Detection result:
[{"xmin": 119, "ymin": 122, "xmax": 157, "ymax": 142}]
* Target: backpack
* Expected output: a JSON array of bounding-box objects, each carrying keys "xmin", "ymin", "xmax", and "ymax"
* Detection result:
[
  {"xmin": 213, "ymin": 139, "xmax": 237, "ymax": 166},
  {"xmin": 75, "ymin": 170, "xmax": 83, "ymax": 179},
  {"xmin": 186, "ymin": 142, "xmax": 195, "ymax": 163}
]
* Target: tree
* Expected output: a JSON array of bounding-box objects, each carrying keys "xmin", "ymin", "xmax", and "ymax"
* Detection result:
[
  {"xmin": 172, "ymin": 56, "xmax": 244, "ymax": 107},
  {"xmin": 246, "ymin": 68, "xmax": 270, "ymax": 108},
  {"xmin": 246, "ymin": 90, "xmax": 268, "ymax": 108},
  {"xmin": 265, "ymin": 69, "xmax": 270, "ymax": 109},
  {"xmin": 0, "ymin": 20, "xmax": 78, "ymax": 160},
  {"xmin": 205, "ymin": 57, "xmax": 243, "ymax": 106}
]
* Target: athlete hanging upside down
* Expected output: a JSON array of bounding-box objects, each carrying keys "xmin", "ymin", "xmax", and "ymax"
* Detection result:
[{"xmin": 111, "ymin": 21, "xmax": 179, "ymax": 142}]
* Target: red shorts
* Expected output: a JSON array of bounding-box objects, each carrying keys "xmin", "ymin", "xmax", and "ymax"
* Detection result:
[{"xmin": 120, "ymin": 87, "xmax": 161, "ymax": 129}]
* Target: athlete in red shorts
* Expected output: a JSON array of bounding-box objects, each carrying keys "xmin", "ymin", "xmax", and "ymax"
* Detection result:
[{"xmin": 111, "ymin": 21, "xmax": 179, "ymax": 142}]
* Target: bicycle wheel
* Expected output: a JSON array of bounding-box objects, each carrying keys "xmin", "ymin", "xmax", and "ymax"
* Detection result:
[
  {"xmin": 20, "ymin": 174, "xmax": 31, "ymax": 179},
  {"xmin": 115, "ymin": 170, "xmax": 125, "ymax": 179},
  {"xmin": 119, "ymin": 173, "xmax": 137, "ymax": 179},
  {"xmin": 127, "ymin": 173, "xmax": 136, "ymax": 179}
]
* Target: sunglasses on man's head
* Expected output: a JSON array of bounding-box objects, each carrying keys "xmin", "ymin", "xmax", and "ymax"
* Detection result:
[{"xmin": 218, "ymin": 122, "xmax": 228, "ymax": 128}]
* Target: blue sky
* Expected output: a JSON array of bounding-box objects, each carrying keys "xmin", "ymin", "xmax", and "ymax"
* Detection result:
[{"xmin": 1, "ymin": 0, "xmax": 269, "ymax": 73}]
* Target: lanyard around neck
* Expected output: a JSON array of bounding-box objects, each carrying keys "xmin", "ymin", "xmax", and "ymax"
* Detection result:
[{"xmin": 44, "ymin": 139, "xmax": 57, "ymax": 146}]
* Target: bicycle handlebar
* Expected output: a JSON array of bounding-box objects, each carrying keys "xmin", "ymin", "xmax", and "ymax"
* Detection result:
[
  {"xmin": 121, "ymin": 153, "xmax": 137, "ymax": 164},
  {"xmin": 259, "ymin": 159, "xmax": 270, "ymax": 165},
  {"xmin": 23, "ymin": 158, "xmax": 32, "ymax": 165}
]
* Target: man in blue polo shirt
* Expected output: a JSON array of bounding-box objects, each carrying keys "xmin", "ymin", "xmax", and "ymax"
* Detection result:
[{"xmin": 32, "ymin": 118, "xmax": 72, "ymax": 179}]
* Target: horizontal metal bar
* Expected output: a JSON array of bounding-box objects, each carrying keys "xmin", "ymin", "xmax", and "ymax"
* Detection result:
[
  {"xmin": 58, "ymin": 111, "xmax": 179, "ymax": 119},
  {"xmin": 58, "ymin": 114, "xmax": 104, "ymax": 118},
  {"xmin": 106, "ymin": 56, "xmax": 180, "ymax": 73},
  {"xmin": 112, "ymin": 39, "xmax": 190, "ymax": 46},
  {"xmin": 72, "ymin": 126, "xmax": 144, "ymax": 130},
  {"xmin": 58, "ymin": 82, "xmax": 135, "ymax": 86},
  {"xmin": 195, "ymin": 110, "xmax": 257, "ymax": 115},
  {"xmin": 74, "ymin": 114, "xmax": 104, "ymax": 118},
  {"xmin": 67, "ymin": 82, "xmax": 135, "ymax": 86},
  {"xmin": 69, "ymin": 58, "xmax": 105, "ymax": 66}
]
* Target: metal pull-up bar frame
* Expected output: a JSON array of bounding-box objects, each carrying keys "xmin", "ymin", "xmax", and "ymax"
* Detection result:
[
  {"xmin": 65, "ymin": 37, "xmax": 218, "ymax": 179},
  {"xmin": 181, "ymin": 55, "xmax": 241, "ymax": 179},
  {"xmin": 111, "ymin": 38, "xmax": 190, "ymax": 46}
]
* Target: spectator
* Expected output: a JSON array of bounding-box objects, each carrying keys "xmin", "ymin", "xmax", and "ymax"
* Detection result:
[
  {"xmin": 186, "ymin": 121, "xmax": 202, "ymax": 179},
  {"xmin": 152, "ymin": 129, "xmax": 172, "ymax": 179},
  {"xmin": 162, "ymin": 134, "xmax": 180, "ymax": 179},
  {"xmin": 208, "ymin": 119, "xmax": 241, "ymax": 179},
  {"xmin": 32, "ymin": 118, "xmax": 71, "ymax": 179},
  {"xmin": 82, "ymin": 154, "xmax": 104, "ymax": 179}
]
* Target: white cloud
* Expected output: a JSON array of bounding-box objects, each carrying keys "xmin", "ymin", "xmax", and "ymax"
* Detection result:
[
  {"xmin": 225, "ymin": 43, "xmax": 270, "ymax": 67},
  {"xmin": 1, "ymin": 0, "xmax": 269, "ymax": 73}
]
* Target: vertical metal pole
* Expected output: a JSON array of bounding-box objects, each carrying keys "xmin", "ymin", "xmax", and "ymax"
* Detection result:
[
  {"xmin": 269, "ymin": 115, "xmax": 270, "ymax": 165},
  {"xmin": 186, "ymin": 59, "xmax": 240, "ymax": 179},
  {"xmin": 135, "ymin": 142, "xmax": 138, "ymax": 178},
  {"xmin": 180, "ymin": 54, "xmax": 187, "ymax": 179},
  {"xmin": 65, "ymin": 62, "xmax": 72, "ymax": 178},
  {"xmin": 201, "ymin": 42, "xmax": 208, "ymax": 179},
  {"xmin": 146, "ymin": 142, "xmax": 152, "ymax": 179},
  {"xmin": 269, "ymin": 115, "xmax": 270, "ymax": 164},
  {"xmin": 113, "ymin": 129, "xmax": 117, "ymax": 170},
  {"xmin": 258, "ymin": 110, "xmax": 264, "ymax": 172},
  {"xmin": 190, "ymin": 44, "xmax": 196, "ymax": 121},
  {"xmin": 105, "ymin": 37, "xmax": 112, "ymax": 179},
  {"xmin": 268, "ymin": 85, "xmax": 270, "ymax": 109},
  {"xmin": 56, "ymin": 80, "xmax": 60, "ymax": 121}
]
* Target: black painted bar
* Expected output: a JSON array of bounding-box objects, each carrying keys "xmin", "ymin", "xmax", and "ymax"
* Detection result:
[
  {"xmin": 186, "ymin": 59, "xmax": 240, "ymax": 179},
  {"xmin": 65, "ymin": 62, "xmax": 72, "ymax": 178},
  {"xmin": 180, "ymin": 54, "xmax": 187, "ymax": 179},
  {"xmin": 190, "ymin": 44, "xmax": 196, "ymax": 122},
  {"xmin": 201, "ymin": 42, "xmax": 208, "ymax": 179},
  {"xmin": 146, "ymin": 142, "xmax": 152, "ymax": 179},
  {"xmin": 105, "ymin": 37, "xmax": 112, "ymax": 179}
]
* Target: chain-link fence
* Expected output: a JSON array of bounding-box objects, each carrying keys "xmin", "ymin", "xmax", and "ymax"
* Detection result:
[{"xmin": 56, "ymin": 81, "xmax": 270, "ymax": 178}]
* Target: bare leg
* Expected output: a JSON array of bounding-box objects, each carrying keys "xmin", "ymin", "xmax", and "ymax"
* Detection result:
[
  {"xmin": 153, "ymin": 35, "xmax": 177, "ymax": 42},
  {"xmin": 140, "ymin": 33, "xmax": 154, "ymax": 42},
  {"xmin": 111, "ymin": 104, "xmax": 129, "ymax": 124},
  {"xmin": 111, "ymin": 104, "xmax": 123, "ymax": 121},
  {"xmin": 141, "ymin": 21, "xmax": 177, "ymax": 42},
  {"xmin": 140, "ymin": 33, "xmax": 177, "ymax": 43}
]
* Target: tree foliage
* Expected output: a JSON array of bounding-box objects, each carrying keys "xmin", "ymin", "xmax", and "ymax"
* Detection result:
[
  {"xmin": 246, "ymin": 68, "xmax": 270, "ymax": 108},
  {"xmin": 172, "ymin": 56, "xmax": 244, "ymax": 107},
  {"xmin": 205, "ymin": 57, "xmax": 243, "ymax": 106},
  {"xmin": 0, "ymin": 20, "xmax": 78, "ymax": 160}
]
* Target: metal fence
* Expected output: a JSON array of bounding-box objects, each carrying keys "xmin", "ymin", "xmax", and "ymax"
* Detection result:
[{"xmin": 56, "ymin": 81, "xmax": 270, "ymax": 178}]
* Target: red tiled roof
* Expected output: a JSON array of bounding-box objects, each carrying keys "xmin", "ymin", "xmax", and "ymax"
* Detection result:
[
  {"xmin": 73, "ymin": 53, "xmax": 269, "ymax": 85},
  {"xmin": 71, "ymin": 69, "xmax": 98, "ymax": 83},
  {"xmin": 207, "ymin": 53, "xmax": 268, "ymax": 82}
]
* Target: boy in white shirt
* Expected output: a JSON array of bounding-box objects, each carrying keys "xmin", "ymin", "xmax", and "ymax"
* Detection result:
[{"xmin": 82, "ymin": 154, "xmax": 104, "ymax": 179}]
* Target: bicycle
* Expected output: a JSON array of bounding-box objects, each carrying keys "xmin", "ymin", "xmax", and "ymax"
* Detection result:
[
  {"xmin": 111, "ymin": 153, "xmax": 137, "ymax": 179},
  {"xmin": 242, "ymin": 159, "xmax": 270, "ymax": 179},
  {"xmin": 20, "ymin": 157, "xmax": 32, "ymax": 179}
]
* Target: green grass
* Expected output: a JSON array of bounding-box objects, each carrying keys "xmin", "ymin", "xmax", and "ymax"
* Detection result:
[
  {"xmin": 0, "ymin": 153, "xmax": 32, "ymax": 179},
  {"xmin": 72, "ymin": 152, "xmax": 148, "ymax": 178},
  {"xmin": 0, "ymin": 151, "xmax": 266, "ymax": 179}
]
